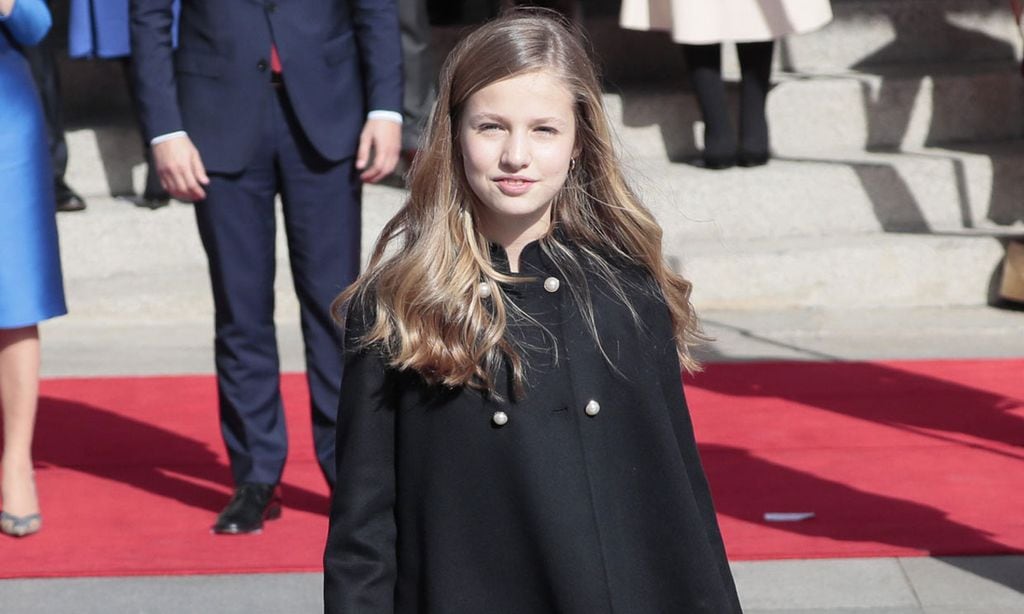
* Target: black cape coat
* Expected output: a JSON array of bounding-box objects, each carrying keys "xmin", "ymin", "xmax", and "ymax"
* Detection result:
[{"xmin": 324, "ymin": 240, "xmax": 743, "ymax": 613}]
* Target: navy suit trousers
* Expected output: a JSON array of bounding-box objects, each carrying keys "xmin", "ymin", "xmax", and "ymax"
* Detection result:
[{"xmin": 195, "ymin": 82, "xmax": 360, "ymax": 487}]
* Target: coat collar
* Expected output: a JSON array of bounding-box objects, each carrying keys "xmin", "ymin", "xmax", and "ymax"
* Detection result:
[{"xmin": 487, "ymin": 227, "xmax": 570, "ymax": 277}]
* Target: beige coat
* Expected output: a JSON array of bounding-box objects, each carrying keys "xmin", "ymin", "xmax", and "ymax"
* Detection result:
[{"xmin": 620, "ymin": 0, "xmax": 833, "ymax": 44}]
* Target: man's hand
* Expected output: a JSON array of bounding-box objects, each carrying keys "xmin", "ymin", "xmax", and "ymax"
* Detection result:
[
  {"xmin": 355, "ymin": 118, "xmax": 401, "ymax": 183},
  {"xmin": 153, "ymin": 135, "xmax": 210, "ymax": 201}
]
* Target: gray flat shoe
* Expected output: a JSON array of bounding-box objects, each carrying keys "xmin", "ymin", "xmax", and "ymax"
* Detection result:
[{"xmin": 1, "ymin": 511, "xmax": 42, "ymax": 537}]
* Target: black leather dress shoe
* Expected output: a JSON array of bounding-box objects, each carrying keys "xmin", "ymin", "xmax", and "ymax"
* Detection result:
[
  {"xmin": 212, "ymin": 483, "xmax": 282, "ymax": 535},
  {"xmin": 55, "ymin": 180, "xmax": 87, "ymax": 212},
  {"xmin": 56, "ymin": 194, "xmax": 87, "ymax": 212},
  {"xmin": 119, "ymin": 194, "xmax": 170, "ymax": 210}
]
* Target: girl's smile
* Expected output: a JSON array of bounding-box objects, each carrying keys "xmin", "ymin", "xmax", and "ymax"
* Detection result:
[{"xmin": 494, "ymin": 175, "xmax": 538, "ymax": 196}]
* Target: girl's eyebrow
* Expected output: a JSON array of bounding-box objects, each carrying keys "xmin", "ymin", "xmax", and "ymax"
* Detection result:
[
  {"xmin": 531, "ymin": 116, "xmax": 570, "ymax": 126},
  {"xmin": 467, "ymin": 112, "xmax": 507, "ymax": 123},
  {"xmin": 467, "ymin": 112, "xmax": 569, "ymax": 126}
]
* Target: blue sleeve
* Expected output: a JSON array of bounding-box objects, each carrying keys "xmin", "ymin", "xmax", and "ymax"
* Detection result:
[
  {"xmin": 0, "ymin": 0, "xmax": 52, "ymax": 47},
  {"xmin": 129, "ymin": 0, "xmax": 183, "ymax": 140},
  {"xmin": 350, "ymin": 0, "xmax": 403, "ymax": 114}
]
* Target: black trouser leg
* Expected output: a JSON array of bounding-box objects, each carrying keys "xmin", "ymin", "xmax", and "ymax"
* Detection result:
[
  {"xmin": 24, "ymin": 34, "xmax": 72, "ymax": 201},
  {"xmin": 195, "ymin": 91, "xmax": 285, "ymax": 487},
  {"xmin": 399, "ymin": 0, "xmax": 436, "ymax": 152},
  {"xmin": 737, "ymin": 40, "xmax": 774, "ymax": 165},
  {"xmin": 121, "ymin": 58, "xmax": 170, "ymax": 202},
  {"xmin": 275, "ymin": 91, "xmax": 360, "ymax": 490},
  {"xmin": 682, "ymin": 43, "xmax": 736, "ymax": 168}
]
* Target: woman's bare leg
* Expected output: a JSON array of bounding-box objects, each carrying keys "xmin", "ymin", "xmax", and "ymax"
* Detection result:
[{"xmin": 0, "ymin": 325, "xmax": 42, "ymax": 527}]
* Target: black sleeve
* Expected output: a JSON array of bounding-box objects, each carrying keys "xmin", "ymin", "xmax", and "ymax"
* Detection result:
[
  {"xmin": 648, "ymin": 297, "xmax": 742, "ymax": 610},
  {"xmin": 323, "ymin": 302, "xmax": 397, "ymax": 613}
]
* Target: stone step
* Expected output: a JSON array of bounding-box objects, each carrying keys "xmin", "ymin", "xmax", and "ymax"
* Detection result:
[
  {"xmin": 678, "ymin": 232, "xmax": 1008, "ymax": 310},
  {"xmin": 65, "ymin": 119, "xmax": 148, "ymax": 199},
  {"xmin": 781, "ymin": 0, "xmax": 1023, "ymax": 72},
  {"xmin": 62, "ymin": 61, "xmax": 1024, "ymax": 200},
  {"xmin": 431, "ymin": 0, "xmax": 1024, "ymax": 84},
  {"xmin": 56, "ymin": 189, "xmax": 405, "ymax": 323},
  {"xmin": 63, "ymin": 129, "xmax": 1024, "ymax": 249},
  {"xmin": 609, "ymin": 61, "xmax": 1024, "ymax": 161},
  {"xmin": 630, "ymin": 143, "xmax": 1024, "ymax": 241},
  {"xmin": 56, "ymin": 189, "xmax": 1012, "ymax": 321}
]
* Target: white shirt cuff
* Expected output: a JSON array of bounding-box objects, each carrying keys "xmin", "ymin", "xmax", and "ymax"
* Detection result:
[
  {"xmin": 150, "ymin": 131, "xmax": 188, "ymax": 146},
  {"xmin": 367, "ymin": 110, "xmax": 402, "ymax": 125}
]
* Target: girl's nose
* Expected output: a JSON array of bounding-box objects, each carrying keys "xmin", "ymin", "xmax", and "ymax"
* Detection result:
[{"xmin": 500, "ymin": 133, "xmax": 530, "ymax": 169}]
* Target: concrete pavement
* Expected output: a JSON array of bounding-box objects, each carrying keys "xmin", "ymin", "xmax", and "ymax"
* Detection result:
[{"xmin": 0, "ymin": 555, "xmax": 1022, "ymax": 613}]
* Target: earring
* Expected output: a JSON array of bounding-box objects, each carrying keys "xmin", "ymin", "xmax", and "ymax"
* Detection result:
[{"xmin": 569, "ymin": 158, "xmax": 577, "ymax": 171}]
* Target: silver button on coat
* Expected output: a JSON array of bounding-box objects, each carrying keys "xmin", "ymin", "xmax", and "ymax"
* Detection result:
[
  {"xmin": 543, "ymin": 277, "xmax": 560, "ymax": 293},
  {"xmin": 492, "ymin": 411, "xmax": 509, "ymax": 426},
  {"xmin": 584, "ymin": 400, "xmax": 600, "ymax": 416}
]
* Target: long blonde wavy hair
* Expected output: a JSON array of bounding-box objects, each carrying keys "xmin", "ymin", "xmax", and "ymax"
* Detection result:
[{"xmin": 337, "ymin": 10, "xmax": 703, "ymax": 395}]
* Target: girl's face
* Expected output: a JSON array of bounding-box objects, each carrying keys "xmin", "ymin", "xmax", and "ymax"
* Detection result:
[{"xmin": 459, "ymin": 70, "xmax": 577, "ymax": 246}]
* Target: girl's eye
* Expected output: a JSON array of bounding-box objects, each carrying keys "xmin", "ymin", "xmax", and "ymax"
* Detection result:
[
  {"xmin": 479, "ymin": 123, "xmax": 502, "ymax": 132},
  {"xmin": 536, "ymin": 126, "xmax": 558, "ymax": 134}
]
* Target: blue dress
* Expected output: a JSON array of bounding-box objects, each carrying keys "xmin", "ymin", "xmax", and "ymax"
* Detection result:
[
  {"xmin": 0, "ymin": 0, "xmax": 67, "ymax": 328},
  {"xmin": 67, "ymin": 0, "xmax": 180, "ymax": 59}
]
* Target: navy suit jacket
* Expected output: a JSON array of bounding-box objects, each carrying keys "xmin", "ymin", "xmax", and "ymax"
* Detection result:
[{"xmin": 130, "ymin": 0, "xmax": 402, "ymax": 174}]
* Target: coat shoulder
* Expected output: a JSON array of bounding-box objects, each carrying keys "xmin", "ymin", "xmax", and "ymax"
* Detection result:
[
  {"xmin": 338, "ymin": 286, "xmax": 386, "ymax": 356},
  {"xmin": 583, "ymin": 254, "xmax": 669, "ymax": 321}
]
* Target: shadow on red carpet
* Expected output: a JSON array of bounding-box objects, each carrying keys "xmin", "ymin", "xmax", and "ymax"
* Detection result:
[
  {"xmin": 690, "ymin": 359, "xmax": 1024, "ymax": 560},
  {"xmin": 2, "ymin": 375, "xmax": 330, "ymax": 579},
  {"xmin": 0, "ymin": 359, "xmax": 1021, "ymax": 578}
]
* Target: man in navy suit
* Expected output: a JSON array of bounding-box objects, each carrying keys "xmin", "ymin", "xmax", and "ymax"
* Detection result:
[{"xmin": 130, "ymin": 0, "xmax": 402, "ymax": 534}]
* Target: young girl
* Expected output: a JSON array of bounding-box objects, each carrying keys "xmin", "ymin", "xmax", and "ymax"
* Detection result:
[{"xmin": 324, "ymin": 11, "xmax": 742, "ymax": 613}]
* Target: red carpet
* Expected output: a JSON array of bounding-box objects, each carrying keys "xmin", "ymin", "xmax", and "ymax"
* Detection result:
[
  {"xmin": 692, "ymin": 359, "xmax": 1024, "ymax": 561},
  {"xmin": 1, "ymin": 359, "xmax": 1021, "ymax": 578},
  {"xmin": 4, "ymin": 375, "xmax": 329, "ymax": 579}
]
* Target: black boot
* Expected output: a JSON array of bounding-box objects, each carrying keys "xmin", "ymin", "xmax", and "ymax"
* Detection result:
[
  {"xmin": 737, "ymin": 40, "xmax": 774, "ymax": 167},
  {"xmin": 683, "ymin": 43, "xmax": 736, "ymax": 169}
]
